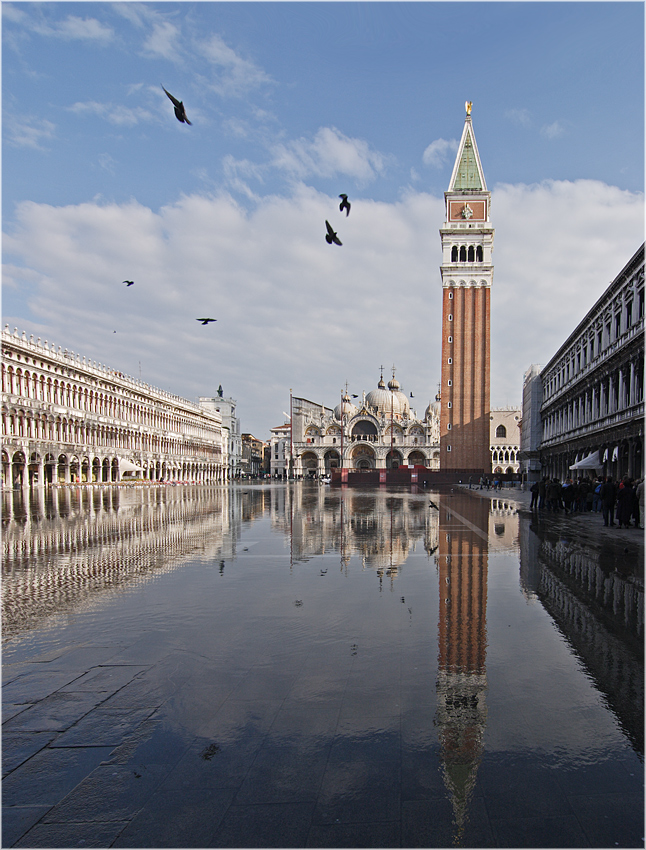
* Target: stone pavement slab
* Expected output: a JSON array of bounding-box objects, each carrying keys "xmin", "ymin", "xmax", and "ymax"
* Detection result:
[
  {"xmin": 2, "ymin": 731, "xmax": 57, "ymax": 776},
  {"xmin": 49, "ymin": 706, "xmax": 156, "ymax": 747},
  {"xmin": 2, "ymin": 692, "xmax": 103, "ymax": 732},
  {"xmin": 3, "ymin": 746, "xmax": 114, "ymax": 807}
]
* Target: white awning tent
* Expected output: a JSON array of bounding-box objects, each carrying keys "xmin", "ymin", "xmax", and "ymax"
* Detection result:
[
  {"xmin": 119, "ymin": 458, "xmax": 143, "ymax": 474},
  {"xmin": 569, "ymin": 451, "xmax": 603, "ymax": 471}
]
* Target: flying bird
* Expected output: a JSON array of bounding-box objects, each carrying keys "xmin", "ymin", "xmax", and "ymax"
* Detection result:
[
  {"xmin": 339, "ymin": 194, "xmax": 351, "ymax": 216},
  {"xmin": 325, "ymin": 220, "xmax": 342, "ymax": 246},
  {"xmin": 123, "ymin": 280, "xmax": 134, "ymax": 286},
  {"xmin": 197, "ymin": 318, "xmax": 217, "ymax": 325},
  {"xmin": 162, "ymin": 86, "xmax": 192, "ymax": 124},
  {"xmin": 429, "ymin": 500, "xmax": 439, "ymax": 511},
  {"xmin": 351, "ymin": 394, "xmax": 358, "ymax": 398},
  {"xmin": 410, "ymin": 392, "xmax": 414, "ymax": 398}
]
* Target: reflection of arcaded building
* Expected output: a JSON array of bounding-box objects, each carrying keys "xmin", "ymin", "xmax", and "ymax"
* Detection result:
[
  {"xmin": 2, "ymin": 485, "xmax": 262, "ymax": 639},
  {"xmin": 2, "ymin": 326, "xmax": 225, "ymax": 488},
  {"xmin": 435, "ymin": 490, "xmax": 489, "ymax": 843},
  {"xmin": 519, "ymin": 514, "xmax": 644, "ymax": 756}
]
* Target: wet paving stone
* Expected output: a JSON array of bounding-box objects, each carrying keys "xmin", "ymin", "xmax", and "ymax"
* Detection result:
[
  {"xmin": 49, "ymin": 706, "xmax": 158, "ymax": 747},
  {"xmin": 2, "ymin": 483, "xmax": 643, "ymax": 847},
  {"xmin": 2, "ymin": 746, "xmax": 114, "ymax": 807},
  {"xmin": 2, "ymin": 692, "xmax": 104, "ymax": 733},
  {"xmin": 2, "ymin": 731, "xmax": 57, "ymax": 776},
  {"xmin": 41, "ymin": 763, "xmax": 170, "ymax": 823},
  {"xmin": 14, "ymin": 820, "xmax": 129, "ymax": 848}
]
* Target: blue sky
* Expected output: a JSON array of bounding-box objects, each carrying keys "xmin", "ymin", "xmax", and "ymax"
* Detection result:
[{"xmin": 3, "ymin": 2, "xmax": 644, "ymax": 438}]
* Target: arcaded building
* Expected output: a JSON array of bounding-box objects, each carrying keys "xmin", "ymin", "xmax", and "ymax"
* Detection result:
[
  {"xmin": 439, "ymin": 104, "xmax": 493, "ymax": 473},
  {"xmin": 537, "ymin": 244, "xmax": 644, "ymax": 480},
  {"xmin": 490, "ymin": 408, "xmax": 521, "ymax": 475},
  {"xmin": 2, "ymin": 326, "xmax": 224, "ymax": 487}
]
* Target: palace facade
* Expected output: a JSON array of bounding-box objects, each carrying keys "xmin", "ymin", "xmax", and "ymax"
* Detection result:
[
  {"xmin": 521, "ymin": 244, "xmax": 644, "ymax": 481},
  {"xmin": 2, "ymin": 326, "xmax": 225, "ymax": 488},
  {"xmin": 288, "ymin": 372, "xmax": 440, "ymax": 478}
]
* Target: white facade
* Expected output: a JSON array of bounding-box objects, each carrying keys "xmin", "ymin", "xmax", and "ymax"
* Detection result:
[
  {"xmin": 489, "ymin": 408, "xmax": 521, "ymax": 474},
  {"xmin": 520, "ymin": 365, "xmax": 544, "ymax": 482},
  {"xmin": 2, "ymin": 326, "xmax": 224, "ymax": 488},
  {"xmin": 199, "ymin": 391, "xmax": 242, "ymax": 479},
  {"xmin": 289, "ymin": 373, "xmax": 441, "ymax": 478},
  {"xmin": 269, "ymin": 423, "xmax": 291, "ymax": 478}
]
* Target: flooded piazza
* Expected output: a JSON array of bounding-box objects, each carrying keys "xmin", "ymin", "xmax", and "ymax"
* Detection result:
[{"xmin": 2, "ymin": 483, "xmax": 643, "ymax": 848}]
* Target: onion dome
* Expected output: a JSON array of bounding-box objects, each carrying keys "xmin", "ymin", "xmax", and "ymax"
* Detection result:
[
  {"xmin": 425, "ymin": 391, "xmax": 442, "ymax": 421},
  {"xmin": 366, "ymin": 373, "xmax": 410, "ymax": 419},
  {"xmin": 334, "ymin": 392, "xmax": 358, "ymax": 421}
]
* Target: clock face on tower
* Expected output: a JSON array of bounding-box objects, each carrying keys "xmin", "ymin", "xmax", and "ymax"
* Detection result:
[{"xmin": 449, "ymin": 199, "xmax": 486, "ymax": 222}]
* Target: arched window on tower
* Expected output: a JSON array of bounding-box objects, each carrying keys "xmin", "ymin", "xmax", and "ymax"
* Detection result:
[
  {"xmin": 467, "ymin": 246, "xmax": 475, "ymax": 262},
  {"xmin": 451, "ymin": 246, "xmax": 458, "ymax": 262},
  {"xmin": 459, "ymin": 246, "xmax": 467, "ymax": 262},
  {"xmin": 495, "ymin": 424, "xmax": 507, "ymax": 438},
  {"xmin": 476, "ymin": 246, "xmax": 483, "ymax": 262}
]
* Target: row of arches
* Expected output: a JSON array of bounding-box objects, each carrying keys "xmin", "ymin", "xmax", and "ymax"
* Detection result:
[
  {"xmin": 2, "ymin": 364, "xmax": 217, "ymax": 443},
  {"xmin": 295, "ymin": 445, "xmax": 439, "ymax": 477},
  {"xmin": 2, "ymin": 449, "xmax": 223, "ymax": 489},
  {"xmin": 451, "ymin": 245, "xmax": 483, "ymax": 263},
  {"xmin": 3, "ymin": 409, "xmax": 217, "ymax": 458}
]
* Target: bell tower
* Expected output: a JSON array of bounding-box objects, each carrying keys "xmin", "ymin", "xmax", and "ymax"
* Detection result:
[{"xmin": 439, "ymin": 102, "xmax": 493, "ymax": 473}]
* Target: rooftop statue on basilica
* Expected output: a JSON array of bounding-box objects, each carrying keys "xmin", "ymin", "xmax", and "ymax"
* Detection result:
[{"xmin": 290, "ymin": 370, "xmax": 441, "ymax": 477}]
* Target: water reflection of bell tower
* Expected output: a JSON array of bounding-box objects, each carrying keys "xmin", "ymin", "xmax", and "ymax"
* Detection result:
[{"xmin": 435, "ymin": 493, "xmax": 489, "ymax": 844}]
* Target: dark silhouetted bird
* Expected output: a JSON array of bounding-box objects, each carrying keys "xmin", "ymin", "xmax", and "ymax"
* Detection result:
[
  {"xmin": 162, "ymin": 86, "xmax": 192, "ymax": 124},
  {"xmin": 197, "ymin": 318, "xmax": 217, "ymax": 325},
  {"xmin": 351, "ymin": 394, "xmax": 358, "ymax": 398},
  {"xmin": 123, "ymin": 280, "xmax": 134, "ymax": 286},
  {"xmin": 410, "ymin": 392, "xmax": 414, "ymax": 398},
  {"xmin": 325, "ymin": 220, "xmax": 342, "ymax": 246},
  {"xmin": 339, "ymin": 194, "xmax": 351, "ymax": 216},
  {"xmin": 429, "ymin": 500, "xmax": 439, "ymax": 511}
]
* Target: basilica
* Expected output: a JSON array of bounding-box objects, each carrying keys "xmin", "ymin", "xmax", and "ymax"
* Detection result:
[{"xmin": 287, "ymin": 371, "xmax": 440, "ymax": 478}]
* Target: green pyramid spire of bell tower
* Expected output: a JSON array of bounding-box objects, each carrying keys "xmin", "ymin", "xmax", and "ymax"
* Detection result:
[{"xmin": 448, "ymin": 102, "xmax": 487, "ymax": 193}]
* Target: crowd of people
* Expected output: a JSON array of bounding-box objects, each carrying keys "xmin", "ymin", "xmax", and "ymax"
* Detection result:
[{"xmin": 529, "ymin": 474, "xmax": 644, "ymax": 529}]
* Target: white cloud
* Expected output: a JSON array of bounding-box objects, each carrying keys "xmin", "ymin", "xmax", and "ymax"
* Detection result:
[
  {"xmin": 142, "ymin": 20, "xmax": 181, "ymax": 61},
  {"xmin": 197, "ymin": 34, "xmax": 272, "ymax": 96},
  {"xmin": 25, "ymin": 14, "xmax": 114, "ymax": 42},
  {"xmin": 3, "ymin": 180, "xmax": 643, "ymax": 436},
  {"xmin": 422, "ymin": 138, "xmax": 458, "ymax": 169},
  {"xmin": 541, "ymin": 120, "xmax": 566, "ymax": 140},
  {"xmin": 271, "ymin": 127, "xmax": 388, "ymax": 183},
  {"xmin": 5, "ymin": 115, "xmax": 56, "ymax": 150},
  {"xmin": 68, "ymin": 101, "xmax": 154, "ymax": 126},
  {"xmin": 505, "ymin": 108, "xmax": 532, "ymax": 128}
]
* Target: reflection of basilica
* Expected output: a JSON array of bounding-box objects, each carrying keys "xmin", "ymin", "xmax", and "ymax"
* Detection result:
[
  {"xmin": 269, "ymin": 483, "xmax": 439, "ymax": 583},
  {"xmin": 290, "ymin": 370, "xmax": 440, "ymax": 478},
  {"xmin": 435, "ymin": 491, "xmax": 490, "ymax": 844}
]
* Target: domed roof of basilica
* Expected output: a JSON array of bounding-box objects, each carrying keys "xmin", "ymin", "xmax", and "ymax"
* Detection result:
[
  {"xmin": 366, "ymin": 373, "xmax": 410, "ymax": 419},
  {"xmin": 334, "ymin": 392, "xmax": 358, "ymax": 421},
  {"xmin": 425, "ymin": 391, "xmax": 441, "ymax": 421}
]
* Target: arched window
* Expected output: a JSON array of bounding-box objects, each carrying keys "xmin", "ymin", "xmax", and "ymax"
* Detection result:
[
  {"xmin": 476, "ymin": 246, "xmax": 483, "ymax": 262},
  {"xmin": 451, "ymin": 246, "xmax": 458, "ymax": 262},
  {"xmin": 467, "ymin": 246, "xmax": 475, "ymax": 262},
  {"xmin": 495, "ymin": 424, "xmax": 507, "ymax": 438},
  {"xmin": 459, "ymin": 246, "xmax": 467, "ymax": 262}
]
